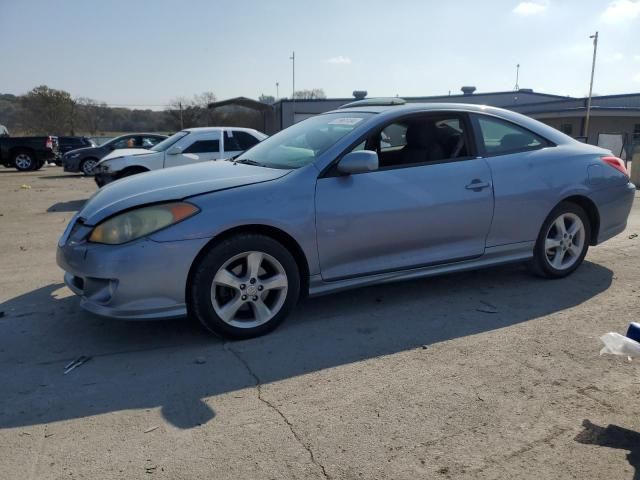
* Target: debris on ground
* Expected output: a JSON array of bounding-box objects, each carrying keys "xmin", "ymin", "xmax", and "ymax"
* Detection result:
[
  {"xmin": 144, "ymin": 426, "xmax": 159, "ymax": 434},
  {"xmin": 63, "ymin": 355, "xmax": 91, "ymax": 375},
  {"xmin": 600, "ymin": 323, "xmax": 640, "ymax": 359},
  {"xmin": 476, "ymin": 300, "xmax": 498, "ymax": 314},
  {"xmin": 20, "ymin": 184, "xmax": 31, "ymax": 189},
  {"xmin": 629, "ymin": 233, "xmax": 638, "ymax": 239},
  {"xmin": 194, "ymin": 356, "xmax": 206, "ymax": 365},
  {"xmin": 19, "ymin": 246, "xmax": 27, "ymax": 251}
]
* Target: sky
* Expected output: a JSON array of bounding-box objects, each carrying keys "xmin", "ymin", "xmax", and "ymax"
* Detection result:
[{"xmin": 1, "ymin": 0, "xmax": 639, "ymax": 108}]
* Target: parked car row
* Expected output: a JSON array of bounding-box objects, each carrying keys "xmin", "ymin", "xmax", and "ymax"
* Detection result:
[
  {"xmin": 57, "ymin": 101, "xmax": 636, "ymax": 339},
  {"xmin": 63, "ymin": 133, "xmax": 168, "ymax": 175},
  {"xmin": 93, "ymin": 127, "xmax": 266, "ymax": 186}
]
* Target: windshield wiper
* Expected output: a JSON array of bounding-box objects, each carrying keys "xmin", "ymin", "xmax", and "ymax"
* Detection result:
[{"xmin": 234, "ymin": 159, "xmax": 264, "ymax": 167}]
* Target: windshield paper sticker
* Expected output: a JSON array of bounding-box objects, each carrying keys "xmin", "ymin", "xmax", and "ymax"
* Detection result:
[{"xmin": 328, "ymin": 117, "xmax": 363, "ymax": 126}]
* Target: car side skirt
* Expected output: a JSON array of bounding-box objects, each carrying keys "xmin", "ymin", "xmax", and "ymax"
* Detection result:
[{"xmin": 308, "ymin": 241, "xmax": 535, "ymax": 297}]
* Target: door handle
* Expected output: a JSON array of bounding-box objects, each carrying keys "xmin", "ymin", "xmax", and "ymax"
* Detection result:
[{"xmin": 465, "ymin": 180, "xmax": 491, "ymax": 191}]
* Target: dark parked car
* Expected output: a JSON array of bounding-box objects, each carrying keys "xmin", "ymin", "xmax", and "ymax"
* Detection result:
[
  {"xmin": 63, "ymin": 133, "xmax": 167, "ymax": 175},
  {"xmin": 0, "ymin": 130, "xmax": 59, "ymax": 171},
  {"xmin": 56, "ymin": 136, "xmax": 96, "ymax": 163}
]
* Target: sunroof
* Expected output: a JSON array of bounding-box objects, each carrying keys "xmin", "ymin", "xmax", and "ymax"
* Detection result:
[{"xmin": 338, "ymin": 97, "xmax": 407, "ymax": 109}]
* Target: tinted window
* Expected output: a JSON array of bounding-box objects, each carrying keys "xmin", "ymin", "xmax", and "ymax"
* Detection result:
[
  {"xmin": 183, "ymin": 139, "xmax": 220, "ymax": 154},
  {"xmin": 142, "ymin": 136, "xmax": 162, "ymax": 148},
  {"xmin": 476, "ymin": 115, "xmax": 546, "ymax": 155},
  {"xmin": 111, "ymin": 136, "xmax": 140, "ymax": 149},
  {"xmin": 234, "ymin": 131, "xmax": 260, "ymax": 150},
  {"xmin": 224, "ymin": 131, "xmax": 241, "ymax": 151},
  {"xmin": 351, "ymin": 115, "xmax": 471, "ymax": 170}
]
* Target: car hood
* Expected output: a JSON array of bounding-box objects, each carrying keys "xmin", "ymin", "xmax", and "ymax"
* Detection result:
[
  {"xmin": 98, "ymin": 148, "xmax": 154, "ymax": 163},
  {"xmin": 78, "ymin": 161, "xmax": 291, "ymax": 225},
  {"xmin": 65, "ymin": 145, "xmax": 104, "ymax": 157}
]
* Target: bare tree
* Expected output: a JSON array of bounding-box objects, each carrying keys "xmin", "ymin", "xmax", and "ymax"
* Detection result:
[
  {"xmin": 258, "ymin": 94, "xmax": 275, "ymax": 104},
  {"xmin": 293, "ymin": 88, "xmax": 326, "ymax": 100},
  {"xmin": 76, "ymin": 97, "xmax": 108, "ymax": 134},
  {"xmin": 165, "ymin": 92, "xmax": 217, "ymax": 129}
]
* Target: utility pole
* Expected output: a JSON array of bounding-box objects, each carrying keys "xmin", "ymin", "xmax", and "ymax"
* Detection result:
[
  {"xmin": 290, "ymin": 51, "xmax": 296, "ymax": 100},
  {"xmin": 179, "ymin": 102, "xmax": 184, "ymax": 129},
  {"xmin": 276, "ymin": 82, "xmax": 279, "ymax": 99},
  {"xmin": 514, "ymin": 64, "xmax": 520, "ymax": 91},
  {"xmin": 584, "ymin": 31, "xmax": 598, "ymax": 139}
]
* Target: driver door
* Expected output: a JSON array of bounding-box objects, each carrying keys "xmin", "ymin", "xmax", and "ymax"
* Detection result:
[{"xmin": 315, "ymin": 113, "xmax": 495, "ymax": 280}]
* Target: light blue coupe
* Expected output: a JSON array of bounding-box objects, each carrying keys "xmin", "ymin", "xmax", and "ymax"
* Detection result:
[{"xmin": 57, "ymin": 101, "xmax": 635, "ymax": 338}]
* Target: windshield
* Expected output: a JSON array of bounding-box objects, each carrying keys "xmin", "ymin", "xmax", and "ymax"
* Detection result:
[
  {"xmin": 235, "ymin": 112, "xmax": 373, "ymax": 169},
  {"xmin": 151, "ymin": 131, "xmax": 189, "ymax": 152}
]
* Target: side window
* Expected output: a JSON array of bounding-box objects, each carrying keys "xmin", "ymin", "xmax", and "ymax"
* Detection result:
[
  {"xmin": 111, "ymin": 137, "xmax": 132, "ymax": 149},
  {"xmin": 352, "ymin": 115, "xmax": 471, "ymax": 169},
  {"xmin": 234, "ymin": 131, "xmax": 261, "ymax": 150},
  {"xmin": 224, "ymin": 131, "xmax": 241, "ymax": 151},
  {"xmin": 183, "ymin": 139, "xmax": 220, "ymax": 154},
  {"xmin": 142, "ymin": 136, "xmax": 162, "ymax": 148},
  {"xmin": 380, "ymin": 123, "xmax": 407, "ymax": 151},
  {"xmin": 475, "ymin": 115, "xmax": 547, "ymax": 155}
]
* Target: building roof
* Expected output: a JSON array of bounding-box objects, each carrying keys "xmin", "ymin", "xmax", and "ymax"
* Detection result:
[{"xmin": 208, "ymin": 96, "xmax": 273, "ymax": 112}]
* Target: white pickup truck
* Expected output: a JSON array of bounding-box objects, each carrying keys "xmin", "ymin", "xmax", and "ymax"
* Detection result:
[{"xmin": 93, "ymin": 127, "xmax": 266, "ymax": 187}]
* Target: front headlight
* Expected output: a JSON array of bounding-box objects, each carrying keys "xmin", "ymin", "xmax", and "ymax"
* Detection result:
[{"xmin": 88, "ymin": 202, "xmax": 200, "ymax": 245}]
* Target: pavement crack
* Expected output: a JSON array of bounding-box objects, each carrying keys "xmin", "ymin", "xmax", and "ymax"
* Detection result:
[{"xmin": 224, "ymin": 343, "xmax": 330, "ymax": 480}]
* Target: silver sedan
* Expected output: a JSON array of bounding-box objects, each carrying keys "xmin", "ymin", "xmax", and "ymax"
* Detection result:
[{"xmin": 57, "ymin": 102, "xmax": 635, "ymax": 338}]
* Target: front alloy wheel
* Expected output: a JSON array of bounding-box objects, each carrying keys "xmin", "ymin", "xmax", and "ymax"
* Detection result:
[
  {"xmin": 190, "ymin": 234, "xmax": 300, "ymax": 338},
  {"xmin": 212, "ymin": 251, "xmax": 288, "ymax": 328}
]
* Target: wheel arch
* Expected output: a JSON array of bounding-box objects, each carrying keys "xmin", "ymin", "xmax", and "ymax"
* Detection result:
[
  {"xmin": 117, "ymin": 165, "xmax": 150, "ymax": 176},
  {"xmin": 558, "ymin": 195, "xmax": 600, "ymax": 245},
  {"xmin": 10, "ymin": 146, "xmax": 36, "ymax": 159},
  {"xmin": 185, "ymin": 224, "xmax": 311, "ymax": 310}
]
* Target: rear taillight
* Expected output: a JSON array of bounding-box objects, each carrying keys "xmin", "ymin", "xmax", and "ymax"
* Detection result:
[
  {"xmin": 45, "ymin": 136, "xmax": 53, "ymax": 149},
  {"xmin": 601, "ymin": 156, "xmax": 628, "ymax": 177}
]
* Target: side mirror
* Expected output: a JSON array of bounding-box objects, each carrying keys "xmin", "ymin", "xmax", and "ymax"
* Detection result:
[
  {"xmin": 167, "ymin": 145, "xmax": 182, "ymax": 155},
  {"xmin": 337, "ymin": 150, "xmax": 379, "ymax": 175}
]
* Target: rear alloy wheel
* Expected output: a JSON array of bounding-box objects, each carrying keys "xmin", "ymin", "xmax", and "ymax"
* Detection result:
[
  {"xmin": 14, "ymin": 151, "xmax": 34, "ymax": 171},
  {"xmin": 190, "ymin": 234, "xmax": 300, "ymax": 339},
  {"xmin": 81, "ymin": 158, "xmax": 98, "ymax": 176},
  {"xmin": 531, "ymin": 202, "xmax": 591, "ymax": 278}
]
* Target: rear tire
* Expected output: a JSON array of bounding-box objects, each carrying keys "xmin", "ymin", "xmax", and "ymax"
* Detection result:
[
  {"xmin": 13, "ymin": 150, "xmax": 35, "ymax": 171},
  {"xmin": 531, "ymin": 202, "xmax": 591, "ymax": 279},
  {"xmin": 189, "ymin": 234, "xmax": 300, "ymax": 339}
]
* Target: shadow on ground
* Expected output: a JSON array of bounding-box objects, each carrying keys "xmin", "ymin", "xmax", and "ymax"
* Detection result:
[
  {"xmin": 38, "ymin": 174, "xmax": 85, "ymax": 179},
  {"xmin": 0, "ymin": 261, "xmax": 613, "ymax": 430},
  {"xmin": 576, "ymin": 419, "xmax": 640, "ymax": 480},
  {"xmin": 47, "ymin": 199, "xmax": 87, "ymax": 212}
]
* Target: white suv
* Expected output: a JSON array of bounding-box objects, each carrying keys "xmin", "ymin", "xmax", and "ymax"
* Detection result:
[{"xmin": 94, "ymin": 127, "xmax": 266, "ymax": 187}]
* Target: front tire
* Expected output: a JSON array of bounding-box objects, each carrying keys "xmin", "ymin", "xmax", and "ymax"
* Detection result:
[
  {"xmin": 531, "ymin": 202, "xmax": 591, "ymax": 278},
  {"xmin": 190, "ymin": 234, "xmax": 300, "ymax": 339}
]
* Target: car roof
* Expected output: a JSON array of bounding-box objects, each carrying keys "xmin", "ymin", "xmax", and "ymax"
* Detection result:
[
  {"xmin": 183, "ymin": 127, "xmax": 260, "ymax": 133},
  {"xmin": 328, "ymin": 102, "xmax": 575, "ymax": 145}
]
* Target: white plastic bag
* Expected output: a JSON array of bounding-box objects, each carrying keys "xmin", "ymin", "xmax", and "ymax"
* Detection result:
[{"xmin": 600, "ymin": 332, "xmax": 640, "ymax": 358}]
